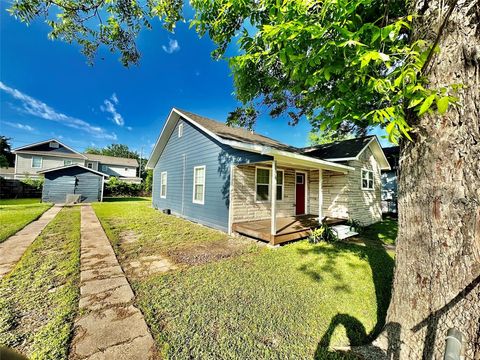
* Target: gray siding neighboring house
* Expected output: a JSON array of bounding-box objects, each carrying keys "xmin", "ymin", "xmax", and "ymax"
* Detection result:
[
  {"xmin": 12, "ymin": 139, "xmax": 141, "ymax": 183},
  {"xmin": 40, "ymin": 165, "xmax": 108, "ymax": 203},
  {"xmin": 147, "ymin": 108, "xmax": 391, "ymax": 238}
]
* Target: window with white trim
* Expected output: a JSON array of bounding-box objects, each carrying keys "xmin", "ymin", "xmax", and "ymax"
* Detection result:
[
  {"xmin": 32, "ymin": 156, "xmax": 42, "ymax": 168},
  {"xmin": 64, "ymin": 159, "xmax": 73, "ymax": 166},
  {"xmin": 86, "ymin": 162, "xmax": 93, "ymax": 169},
  {"xmin": 361, "ymin": 169, "xmax": 374, "ymax": 190},
  {"xmin": 178, "ymin": 123, "xmax": 184, "ymax": 138},
  {"xmin": 193, "ymin": 166, "xmax": 205, "ymax": 204},
  {"xmin": 255, "ymin": 167, "xmax": 284, "ymax": 201},
  {"xmin": 160, "ymin": 172, "xmax": 167, "ymax": 198}
]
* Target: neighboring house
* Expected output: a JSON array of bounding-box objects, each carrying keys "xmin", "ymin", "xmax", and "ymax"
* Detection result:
[
  {"xmin": 39, "ymin": 164, "xmax": 109, "ymax": 203},
  {"xmin": 147, "ymin": 108, "xmax": 390, "ymax": 245},
  {"xmin": 12, "ymin": 139, "xmax": 141, "ymax": 183},
  {"xmin": 0, "ymin": 167, "xmax": 15, "ymax": 179},
  {"xmin": 381, "ymin": 146, "xmax": 400, "ymax": 214}
]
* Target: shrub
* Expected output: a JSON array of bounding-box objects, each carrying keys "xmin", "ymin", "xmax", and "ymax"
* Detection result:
[
  {"xmin": 104, "ymin": 177, "xmax": 143, "ymax": 197},
  {"xmin": 308, "ymin": 224, "xmax": 337, "ymax": 244},
  {"xmin": 347, "ymin": 218, "xmax": 365, "ymax": 232},
  {"xmin": 21, "ymin": 176, "xmax": 44, "ymax": 190},
  {"xmin": 143, "ymin": 169, "xmax": 153, "ymax": 195}
]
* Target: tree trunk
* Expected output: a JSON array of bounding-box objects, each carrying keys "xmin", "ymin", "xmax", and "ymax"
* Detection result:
[{"xmin": 378, "ymin": 1, "xmax": 480, "ymax": 358}]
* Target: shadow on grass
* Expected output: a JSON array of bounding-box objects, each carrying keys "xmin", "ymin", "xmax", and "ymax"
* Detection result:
[
  {"xmin": 360, "ymin": 218, "xmax": 398, "ymax": 245},
  {"xmin": 103, "ymin": 197, "xmax": 150, "ymax": 202},
  {"xmin": 297, "ymin": 241, "xmax": 395, "ymax": 356}
]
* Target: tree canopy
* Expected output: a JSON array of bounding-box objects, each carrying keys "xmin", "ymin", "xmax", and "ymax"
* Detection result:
[
  {"xmin": 85, "ymin": 143, "xmax": 139, "ymax": 159},
  {"xmin": 9, "ymin": 0, "xmax": 458, "ymax": 142},
  {"xmin": 0, "ymin": 136, "xmax": 15, "ymax": 168}
]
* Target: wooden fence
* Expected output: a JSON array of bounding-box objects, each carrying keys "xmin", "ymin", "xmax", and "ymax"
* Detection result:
[{"xmin": 0, "ymin": 179, "xmax": 42, "ymax": 199}]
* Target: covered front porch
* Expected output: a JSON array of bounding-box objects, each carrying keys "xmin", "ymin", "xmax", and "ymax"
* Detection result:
[
  {"xmin": 232, "ymin": 215, "xmax": 348, "ymax": 245},
  {"xmin": 228, "ymin": 151, "xmax": 354, "ymax": 245}
]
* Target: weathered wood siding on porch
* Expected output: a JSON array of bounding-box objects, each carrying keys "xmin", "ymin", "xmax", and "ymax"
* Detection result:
[
  {"xmin": 152, "ymin": 119, "xmax": 270, "ymax": 232},
  {"xmin": 231, "ymin": 165, "xmax": 297, "ymax": 223},
  {"xmin": 232, "ymin": 146, "xmax": 382, "ymax": 226}
]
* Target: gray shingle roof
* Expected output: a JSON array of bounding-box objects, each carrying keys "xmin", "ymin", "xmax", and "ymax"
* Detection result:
[
  {"xmin": 177, "ymin": 109, "xmax": 299, "ymax": 153},
  {"xmin": 302, "ymin": 136, "xmax": 375, "ymax": 159}
]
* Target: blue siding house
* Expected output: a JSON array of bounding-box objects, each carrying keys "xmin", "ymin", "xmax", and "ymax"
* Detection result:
[
  {"xmin": 150, "ymin": 115, "xmax": 270, "ymax": 231},
  {"xmin": 147, "ymin": 108, "xmax": 391, "ymax": 244}
]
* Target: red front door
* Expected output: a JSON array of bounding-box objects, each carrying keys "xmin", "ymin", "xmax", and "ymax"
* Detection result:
[{"xmin": 295, "ymin": 173, "xmax": 305, "ymax": 215}]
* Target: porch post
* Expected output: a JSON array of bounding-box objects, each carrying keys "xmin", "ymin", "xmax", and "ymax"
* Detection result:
[
  {"xmin": 318, "ymin": 169, "xmax": 323, "ymax": 223},
  {"xmin": 271, "ymin": 160, "xmax": 277, "ymax": 236}
]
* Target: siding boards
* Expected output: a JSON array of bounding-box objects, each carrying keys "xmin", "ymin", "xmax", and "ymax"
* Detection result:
[
  {"xmin": 42, "ymin": 167, "xmax": 103, "ymax": 203},
  {"xmin": 152, "ymin": 119, "xmax": 270, "ymax": 231}
]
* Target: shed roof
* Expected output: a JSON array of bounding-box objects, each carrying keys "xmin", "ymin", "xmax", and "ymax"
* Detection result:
[{"xmin": 37, "ymin": 164, "xmax": 109, "ymax": 177}]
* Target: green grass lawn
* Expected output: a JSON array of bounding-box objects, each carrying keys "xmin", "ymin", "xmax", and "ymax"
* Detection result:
[
  {"xmin": 360, "ymin": 217, "xmax": 398, "ymax": 245},
  {"xmin": 93, "ymin": 200, "xmax": 395, "ymax": 359},
  {"xmin": 0, "ymin": 201, "xmax": 52, "ymax": 243},
  {"xmin": 0, "ymin": 207, "xmax": 81, "ymax": 360},
  {"xmin": 0, "ymin": 198, "xmax": 42, "ymax": 205}
]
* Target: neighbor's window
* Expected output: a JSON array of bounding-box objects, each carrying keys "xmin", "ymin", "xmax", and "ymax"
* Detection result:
[
  {"xmin": 362, "ymin": 169, "xmax": 374, "ymax": 190},
  {"xmin": 255, "ymin": 167, "xmax": 284, "ymax": 201},
  {"xmin": 160, "ymin": 171, "xmax": 167, "ymax": 198},
  {"xmin": 178, "ymin": 123, "xmax": 184, "ymax": 138},
  {"xmin": 193, "ymin": 166, "xmax": 205, "ymax": 204},
  {"xmin": 87, "ymin": 163, "xmax": 93, "ymax": 169},
  {"xmin": 32, "ymin": 156, "xmax": 42, "ymax": 168},
  {"xmin": 64, "ymin": 160, "xmax": 73, "ymax": 166}
]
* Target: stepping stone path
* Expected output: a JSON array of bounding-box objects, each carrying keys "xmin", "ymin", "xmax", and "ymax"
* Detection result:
[
  {"xmin": 0, "ymin": 205, "xmax": 62, "ymax": 279},
  {"xmin": 70, "ymin": 205, "xmax": 155, "ymax": 360}
]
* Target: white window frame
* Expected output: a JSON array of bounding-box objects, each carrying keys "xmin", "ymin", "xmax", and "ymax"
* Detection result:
[
  {"xmin": 178, "ymin": 123, "xmax": 184, "ymax": 138},
  {"xmin": 160, "ymin": 171, "xmax": 167, "ymax": 198},
  {"xmin": 361, "ymin": 168, "xmax": 374, "ymax": 190},
  {"xmin": 31, "ymin": 156, "xmax": 42, "ymax": 169},
  {"xmin": 192, "ymin": 165, "xmax": 206, "ymax": 205},
  {"xmin": 86, "ymin": 162, "xmax": 93, "ymax": 169},
  {"xmin": 64, "ymin": 159, "xmax": 73, "ymax": 166},
  {"xmin": 255, "ymin": 166, "xmax": 284, "ymax": 202}
]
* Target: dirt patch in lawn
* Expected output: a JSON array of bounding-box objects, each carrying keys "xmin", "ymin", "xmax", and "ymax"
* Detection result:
[
  {"xmin": 119, "ymin": 230, "xmax": 139, "ymax": 245},
  {"xmin": 167, "ymin": 238, "xmax": 252, "ymax": 266},
  {"xmin": 125, "ymin": 255, "xmax": 177, "ymax": 278}
]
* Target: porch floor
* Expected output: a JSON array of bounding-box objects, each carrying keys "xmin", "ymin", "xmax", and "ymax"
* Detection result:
[{"xmin": 232, "ymin": 215, "xmax": 347, "ymax": 245}]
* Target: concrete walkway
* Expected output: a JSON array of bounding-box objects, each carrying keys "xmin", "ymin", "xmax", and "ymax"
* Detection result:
[
  {"xmin": 70, "ymin": 205, "xmax": 155, "ymax": 360},
  {"xmin": 0, "ymin": 205, "xmax": 62, "ymax": 279}
]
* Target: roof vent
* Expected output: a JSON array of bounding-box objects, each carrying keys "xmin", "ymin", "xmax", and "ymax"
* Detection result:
[{"xmin": 49, "ymin": 141, "xmax": 59, "ymax": 148}]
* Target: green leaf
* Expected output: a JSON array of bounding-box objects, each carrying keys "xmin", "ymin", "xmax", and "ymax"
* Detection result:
[
  {"xmin": 418, "ymin": 95, "xmax": 435, "ymax": 115},
  {"xmin": 436, "ymin": 96, "xmax": 449, "ymax": 114}
]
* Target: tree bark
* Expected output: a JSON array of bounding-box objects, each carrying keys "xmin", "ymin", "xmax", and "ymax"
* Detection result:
[{"xmin": 378, "ymin": 0, "xmax": 480, "ymax": 358}]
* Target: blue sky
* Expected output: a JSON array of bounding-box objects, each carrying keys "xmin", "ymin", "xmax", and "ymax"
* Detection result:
[{"xmin": 1, "ymin": 6, "xmax": 391, "ymax": 156}]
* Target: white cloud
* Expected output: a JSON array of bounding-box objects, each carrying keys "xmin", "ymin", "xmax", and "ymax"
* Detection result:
[
  {"xmin": 126, "ymin": 126, "xmax": 133, "ymax": 131},
  {"xmin": 110, "ymin": 93, "xmax": 119, "ymax": 104},
  {"xmin": 3, "ymin": 121, "xmax": 35, "ymax": 132},
  {"xmin": 101, "ymin": 93, "xmax": 124, "ymax": 126},
  {"xmin": 162, "ymin": 39, "xmax": 180, "ymax": 54},
  {"xmin": 0, "ymin": 82, "xmax": 117, "ymax": 140}
]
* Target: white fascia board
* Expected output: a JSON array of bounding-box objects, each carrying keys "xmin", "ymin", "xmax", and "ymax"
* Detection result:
[
  {"xmin": 37, "ymin": 164, "xmax": 109, "ymax": 177},
  {"xmin": 356, "ymin": 137, "xmax": 391, "ymax": 170},
  {"xmin": 146, "ymin": 108, "xmax": 228, "ymax": 169},
  {"xmin": 223, "ymin": 139, "xmax": 354, "ymax": 173}
]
